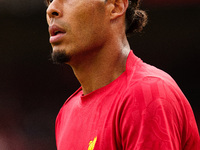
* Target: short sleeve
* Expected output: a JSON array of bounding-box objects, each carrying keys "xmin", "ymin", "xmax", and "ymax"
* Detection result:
[{"xmin": 119, "ymin": 77, "xmax": 199, "ymax": 150}]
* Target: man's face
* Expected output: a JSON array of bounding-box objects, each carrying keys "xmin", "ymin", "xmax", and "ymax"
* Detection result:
[{"xmin": 46, "ymin": 0, "xmax": 110, "ymax": 64}]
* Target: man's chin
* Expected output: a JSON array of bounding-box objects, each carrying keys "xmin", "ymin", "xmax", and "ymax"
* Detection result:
[{"xmin": 51, "ymin": 49, "xmax": 71, "ymax": 64}]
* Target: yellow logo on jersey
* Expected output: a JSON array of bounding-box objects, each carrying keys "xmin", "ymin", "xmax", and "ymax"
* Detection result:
[{"xmin": 88, "ymin": 136, "xmax": 97, "ymax": 150}]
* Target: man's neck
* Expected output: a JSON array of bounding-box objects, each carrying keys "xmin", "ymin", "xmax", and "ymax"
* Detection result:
[{"xmin": 70, "ymin": 38, "xmax": 130, "ymax": 95}]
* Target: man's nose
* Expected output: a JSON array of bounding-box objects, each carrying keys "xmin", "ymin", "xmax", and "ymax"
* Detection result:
[{"xmin": 46, "ymin": 0, "xmax": 62, "ymax": 19}]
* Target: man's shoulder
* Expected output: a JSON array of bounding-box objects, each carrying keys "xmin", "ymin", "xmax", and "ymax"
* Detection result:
[
  {"xmin": 124, "ymin": 61, "xmax": 183, "ymax": 105},
  {"xmin": 128, "ymin": 61, "xmax": 178, "ymax": 90},
  {"xmin": 127, "ymin": 51, "xmax": 176, "ymax": 87}
]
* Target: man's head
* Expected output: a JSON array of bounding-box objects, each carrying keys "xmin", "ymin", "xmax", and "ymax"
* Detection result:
[{"xmin": 46, "ymin": 0, "xmax": 147, "ymax": 64}]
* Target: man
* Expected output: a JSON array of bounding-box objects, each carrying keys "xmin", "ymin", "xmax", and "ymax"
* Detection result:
[{"xmin": 46, "ymin": 0, "xmax": 199, "ymax": 149}]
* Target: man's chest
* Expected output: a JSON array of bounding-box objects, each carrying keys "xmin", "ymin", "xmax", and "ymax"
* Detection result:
[{"xmin": 56, "ymin": 98, "xmax": 122, "ymax": 150}]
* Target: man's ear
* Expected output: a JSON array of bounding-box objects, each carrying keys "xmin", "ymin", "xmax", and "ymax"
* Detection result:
[{"xmin": 107, "ymin": 0, "xmax": 129, "ymax": 20}]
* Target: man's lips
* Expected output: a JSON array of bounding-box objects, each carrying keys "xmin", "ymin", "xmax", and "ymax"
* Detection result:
[{"xmin": 49, "ymin": 25, "xmax": 66, "ymax": 43}]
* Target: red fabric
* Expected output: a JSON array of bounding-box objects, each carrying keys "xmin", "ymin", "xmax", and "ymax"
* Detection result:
[{"xmin": 55, "ymin": 51, "xmax": 199, "ymax": 150}]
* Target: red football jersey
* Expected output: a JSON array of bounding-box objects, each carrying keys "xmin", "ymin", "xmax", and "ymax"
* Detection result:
[{"xmin": 55, "ymin": 51, "xmax": 199, "ymax": 150}]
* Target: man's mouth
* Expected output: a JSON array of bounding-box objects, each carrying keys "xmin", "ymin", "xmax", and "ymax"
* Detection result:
[
  {"xmin": 49, "ymin": 25, "xmax": 66, "ymax": 43},
  {"xmin": 54, "ymin": 31, "xmax": 63, "ymax": 36}
]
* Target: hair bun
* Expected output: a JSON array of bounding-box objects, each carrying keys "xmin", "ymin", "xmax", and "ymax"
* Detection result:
[{"xmin": 126, "ymin": 9, "xmax": 148, "ymax": 37}]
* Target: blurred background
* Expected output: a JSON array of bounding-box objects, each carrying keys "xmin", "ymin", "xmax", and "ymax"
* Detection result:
[{"xmin": 0, "ymin": 0, "xmax": 199, "ymax": 149}]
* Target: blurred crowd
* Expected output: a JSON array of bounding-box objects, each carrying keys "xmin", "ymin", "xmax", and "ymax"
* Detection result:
[{"xmin": 0, "ymin": 0, "xmax": 199, "ymax": 149}]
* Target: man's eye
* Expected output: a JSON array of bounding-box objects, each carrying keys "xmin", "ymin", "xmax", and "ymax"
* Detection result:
[{"xmin": 47, "ymin": 0, "xmax": 53, "ymax": 4}]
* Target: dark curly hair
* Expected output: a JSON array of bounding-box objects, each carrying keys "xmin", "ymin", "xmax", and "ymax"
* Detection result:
[{"xmin": 125, "ymin": 0, "xmax": 148, "ymax": 37}]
